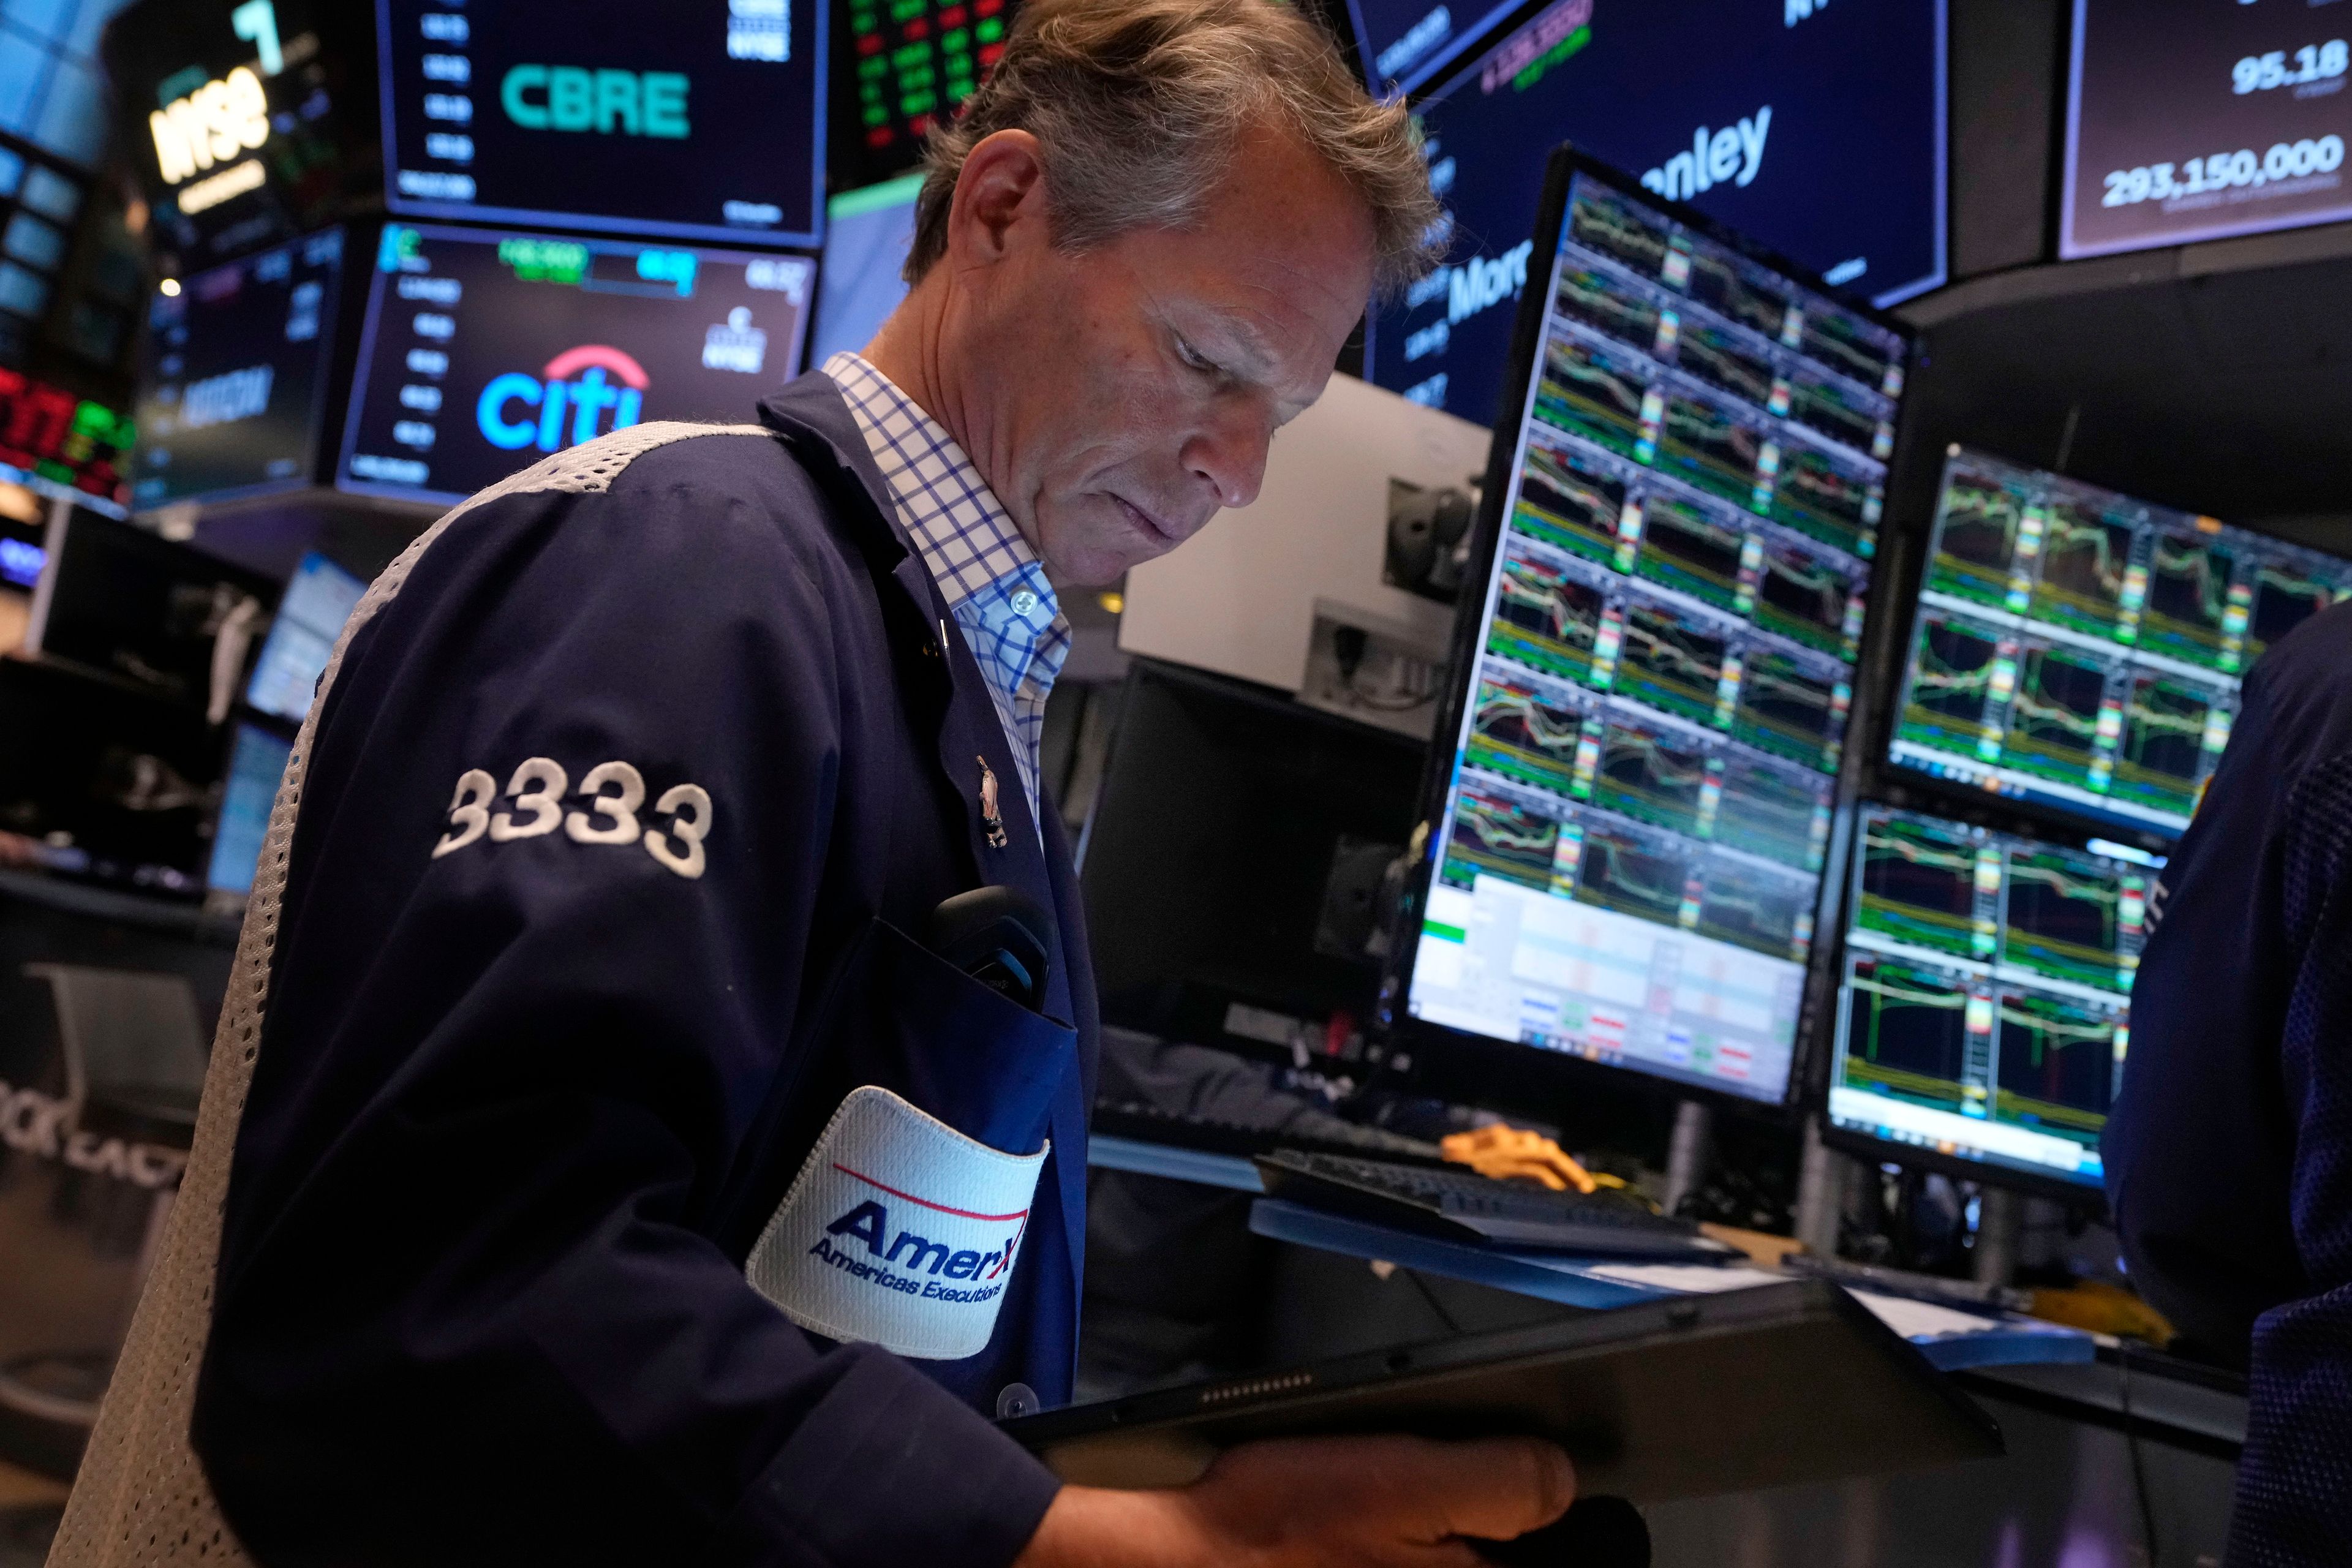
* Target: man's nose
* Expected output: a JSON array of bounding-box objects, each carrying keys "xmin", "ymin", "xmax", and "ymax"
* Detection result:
[{"xmin": 1178, "ymin": 401, "xmax": 1273, "ymax": 517}]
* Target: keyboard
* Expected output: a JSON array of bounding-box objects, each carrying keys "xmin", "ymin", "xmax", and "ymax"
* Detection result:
[{"xmin": 1254, "ymin": 1149, "xmax": 1736, "ymax": 1261}]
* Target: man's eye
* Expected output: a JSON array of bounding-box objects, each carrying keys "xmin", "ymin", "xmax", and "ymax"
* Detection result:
[{"xmin": 1175, "ymin": 336, "xmax": 1218, "ymax": 374}]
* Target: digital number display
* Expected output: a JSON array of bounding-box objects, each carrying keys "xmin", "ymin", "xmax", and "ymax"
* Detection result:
[
  {"xmin": 379, "ymin": 0, "xmax": 825, "ymax": 245},
  {"xmin": 0, "ymin": 372, "xmax": 135, "ymax": 518},
  {"xmin": 132, "ymin": 228, "xmax": 345, "ymax": 510},
  {"xmin": 2064, "ymin": 0, "xmax": 2352, "ymax": 257},
  {"xmin": 1367, "ymin": 0, "xmax": 1944, "ymax": 428},
  {"xmin": 336, "ymin": 224, "xmax": 814, "ymax": 506},
  {"xmin": 833, "ymin": 0, "xmax": 1016, "ymax": 188},
  {"xmin": 1398, "ymin": 165, "xmax": 1910, "ymax": 1110}
]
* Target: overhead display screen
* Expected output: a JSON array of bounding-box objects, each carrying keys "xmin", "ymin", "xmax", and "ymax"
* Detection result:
[
  {"xmin": 378, "ymin": 0, "xmax": 825, "ymax": 246},
  {"xmin": 1395, "ymin": 158, "xmax": 1911, "ymax": 1109},
  {"xmin": 131, "ymin": 228, "xmax": 346, "ymax": 511},
  {"xmin": 1345, "ymin": 0, "xmax": 1525, "ymax": 96},
  {"xmin": 811, "ymin": 176, "xmax": 920, "ymax": 366},
  {"xmin": 104, "ymin": 0, "xmax": 379, "ymax": 266},
  {"xmin": 1830, "ymin": 805, "xmax": 2154, "ymax": 1193},
  {"xmin": 1367, "ymin": 0, "xmax": 1944, "ymax": 428},
  {"xmin": 1888, "ymin": 447, "xmax": 2352, "ymax": 840},
  {"xmin": 337, "ymin": 225, "xmax": 815, "ymax": 507},
  {"xmin": 2064, "ymin": 0, "xmax": 2352, "ymax": 258},
  {"xmin": 834, "ymin": 0, "xmax": 1016, "ymax": 189}
]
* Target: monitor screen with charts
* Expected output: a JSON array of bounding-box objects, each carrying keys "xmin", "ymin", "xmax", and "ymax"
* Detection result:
[
  {"xmin": 206, "ymin": 722, "xmax": 295, "ymax": 897},
  {"xmin": 1828, "ymin": 804, "xmax": 2156, "ymax": 1193},
  {"xmin": 1389, "ymin": 150, "xmax": 1911, "ymax": 1110},
  {"xmin": 1888, "ymin": 447, "xmax": 2352, "ymax": 839},
  {"xmin": 245, "ymin": 551, "xmax": 367, "ymax": 722}
]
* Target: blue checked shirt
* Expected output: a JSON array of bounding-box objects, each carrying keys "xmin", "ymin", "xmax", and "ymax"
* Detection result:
[{"xmin": 824, "ymin": 352, "xmax": 1071, "ymax": 834}]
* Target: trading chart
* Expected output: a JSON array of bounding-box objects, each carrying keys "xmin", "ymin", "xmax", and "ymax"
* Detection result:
[
  {"xmin": 1830, "ymin": 804, "xmax": 2149, "ymax": 1189},
  {"xmin": 1405, "ymin": 165, "xmax": 1907, "ymax": 1106},
  {"xmin": 1892, "ymin": 447, "xmax": 2352, "ymax": 837}
]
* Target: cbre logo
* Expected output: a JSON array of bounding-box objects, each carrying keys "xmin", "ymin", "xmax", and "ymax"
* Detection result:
[{"xmin": 477, "ymin": 345, "xmax": 647, "ymax": 452}]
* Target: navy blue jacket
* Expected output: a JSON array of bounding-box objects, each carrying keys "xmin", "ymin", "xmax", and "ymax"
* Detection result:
[
  {"xmin": 189, "ymin": 375, "xmax": 1095, "ymax": 1565},
  {"xmin": 2107, "ymin": 603, "xmax": 2352, "ymax": 1566}
]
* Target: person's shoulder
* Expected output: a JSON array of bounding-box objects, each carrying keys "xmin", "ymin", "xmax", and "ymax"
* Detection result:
[
  {"xmin": 2261, "ymin": 599, "xmax": 2352, "ymax": 681},
  {"xmin": 2251, "ymin": 602, "xmax": 2352, "ymax": 733},
  {"xmin": 440, "ymin": 418, "xmax": 864, "ymax": 584}
]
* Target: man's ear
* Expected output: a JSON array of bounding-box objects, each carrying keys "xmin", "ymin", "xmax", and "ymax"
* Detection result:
[{"xmin": 947, "ymin": 129, "xmax": 1048, "ymax": 270}]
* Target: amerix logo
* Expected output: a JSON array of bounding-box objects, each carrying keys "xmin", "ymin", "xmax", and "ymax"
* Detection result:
[{"xmin": 808, "ymin": 1163, "xmax": 1028, "ymax": 1306}]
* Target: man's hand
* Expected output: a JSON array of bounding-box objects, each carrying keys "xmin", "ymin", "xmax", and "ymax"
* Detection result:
[{"xmin": 1016, "ymin": 1434, "xmax": 1576, "ymax": 1567}]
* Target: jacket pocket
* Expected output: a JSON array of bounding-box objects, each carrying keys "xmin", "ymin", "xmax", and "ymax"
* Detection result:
[{"xmin": 710, "ymin": 915, "xmax": 1076, "ymax": 1256}]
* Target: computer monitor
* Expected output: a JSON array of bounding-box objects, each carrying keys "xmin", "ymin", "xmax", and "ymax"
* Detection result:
[
  {"xmin": 205, "ymin": 721, "xmax": 294, "ymax": 899},
  {"xmin": 24, "ymin": 507, "xmax": 277, "ymax": 713},
  {"xmin": 131, "ymin": 228, "xmax": 347, "ymax": 511},
  {"xmin": 1343, "ymin": 0, "xmax": 1525, "ymax": 95},
  {"xmin": 1080, "ymin": 660, "xmax": 1428, "ymax": 1060},
  {"xmin": 1381, "ymin": 148, "xmax": 1913, "ymax": 1114},
  {"xmin": 1365, "ymin": 0, "xmax": 1944, "ymax": 428},
  {"xmin": 809, "ymin": 176, "xmax": 920, "ymax": 366},
  {"xmin": 244, "ymin": 551, "xmax": 366, "ymax": 723},
  {"xmin": 376, "ymin": 0, "xmax": 825, "ymax": 247},
  {"xmin": 1825, "ymin": 802, "xmax": 2156, "ymax": 1197},
  {"xmin": 1887, "ymin": 446, "xmax": 2352, "ymax": 840},
  {"xmin": 336, "ymin": 224, "xmax": 816, "ymax": 507}
]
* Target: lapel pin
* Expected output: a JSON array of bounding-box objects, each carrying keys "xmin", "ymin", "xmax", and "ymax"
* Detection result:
[{"xmin": 978, "ymin": 756, "xmax": 1008, "ymax": 850}]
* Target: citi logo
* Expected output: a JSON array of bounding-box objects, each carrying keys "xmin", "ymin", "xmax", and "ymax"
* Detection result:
[{"xmin": 477, "ymin": 344, "xmax": 647, "ymax": 452}]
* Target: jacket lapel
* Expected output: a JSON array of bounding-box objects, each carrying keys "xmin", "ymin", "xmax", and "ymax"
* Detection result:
[{"xmin": 758, "ymin": 372, "xmax": 1073, "ymax": 1016}]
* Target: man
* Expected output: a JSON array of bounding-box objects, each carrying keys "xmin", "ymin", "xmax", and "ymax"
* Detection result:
[
  {"xmin": 50, "ymin": 2, "xmax": 1575, "ymax": 1564},
  {"xmin": 2106, "ymin": 601, "xmax": 2352, "ymax": 1566}
]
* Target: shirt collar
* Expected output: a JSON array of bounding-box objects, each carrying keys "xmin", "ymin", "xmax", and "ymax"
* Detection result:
[{"xmin": 821, "ymin": 350, "xmax": 1057, "ymax": 623}]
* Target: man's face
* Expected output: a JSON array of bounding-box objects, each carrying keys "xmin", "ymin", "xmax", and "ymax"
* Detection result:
[{"xmin": 952, "ymin": 123, "xmax": 1378, "ymax": 586}]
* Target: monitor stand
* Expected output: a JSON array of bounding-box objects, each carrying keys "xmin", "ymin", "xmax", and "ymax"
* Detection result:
[
  {"xmin": 1660, "ymin": 1099, "xmax": 1713, "ymax": 1218},
  {"xmin": 1793, "ymin": 1115, "xmax": 1850, "ymax": 1255},
  {"xmin": 1972, "ymin": 1188, "xmax": 2024, "ymax": 1287}
]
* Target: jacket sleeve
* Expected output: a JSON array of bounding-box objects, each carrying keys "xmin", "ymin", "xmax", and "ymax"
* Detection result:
[
  {"xmin": 2226, "ymin": 753, "xmax": 2352, "ymax": 1564},
  {"xmin": 190, "ymin": 459, "xmax": 1059, "ymax": 1567},
  {"xmin": 2104, "ymin": 663, "xmax": 2304, "ymax": 1359}
]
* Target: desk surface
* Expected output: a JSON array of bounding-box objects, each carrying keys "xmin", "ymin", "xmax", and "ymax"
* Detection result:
[{"xmin": 1087, "ymin": 1135, "xmax": 2097, "ymax": 1374}]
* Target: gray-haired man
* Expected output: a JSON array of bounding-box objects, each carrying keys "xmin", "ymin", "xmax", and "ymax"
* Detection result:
[{"xmin": 53, "ymin": 1, "xmax": 1574, "ymax": 1565}]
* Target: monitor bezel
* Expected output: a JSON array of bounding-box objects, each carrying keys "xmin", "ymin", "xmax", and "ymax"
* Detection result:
[
  {"xmin": 371, "ymin": 0, "xmax": 828, "ymax": 248},
  {"xmin": 1374, "ymin": 143, "xmax": 1921, "ymax": 1125}
]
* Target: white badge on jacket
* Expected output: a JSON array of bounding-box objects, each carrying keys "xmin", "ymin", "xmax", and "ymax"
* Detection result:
[{"xmin": 744, "ymin": 1085, "xmax": 1047, "ymax": 1360}]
